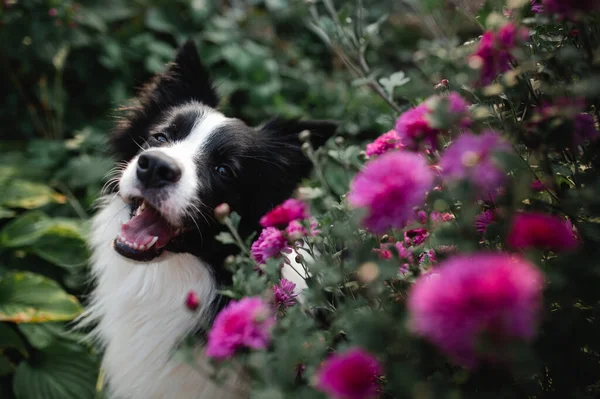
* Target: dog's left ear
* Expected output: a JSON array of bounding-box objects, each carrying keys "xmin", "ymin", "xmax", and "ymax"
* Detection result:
[{"xmin": 241, "ymin": 118, "xmax": 337, "ymax": 223}]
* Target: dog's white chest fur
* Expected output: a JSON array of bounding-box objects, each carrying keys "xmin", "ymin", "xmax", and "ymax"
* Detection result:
[{"xmin": 85, "ymin": 196, "xmax": 245, "ymax": 399}]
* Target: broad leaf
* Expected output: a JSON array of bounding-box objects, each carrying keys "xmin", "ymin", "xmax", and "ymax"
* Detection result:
[
  {"xmin": 1, "ymin": 179, "xmax": 66, "ymax": 209},
  {"xmin": 0, "ymin": 272, "xmax": 82, "ymax": 323},
  {"xmin": 13, "ymin": 343, "xmax": 98, "ymax": 399},
  {"xmin": 0, "ymin": 211, "xmax": 51, "ymax": 248},
  {"xmin": 31, "ymin": 222, "xmax": 89, "ymax": 268}
]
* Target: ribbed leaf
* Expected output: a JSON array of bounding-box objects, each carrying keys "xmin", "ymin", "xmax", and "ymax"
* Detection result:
[
  {"xmin": 30, "ymin": 221, "xmax": 89, "ymax": 268},
  {"xmin": 0, "ymin": 272, "xmax": 82, "ymax": 323},
  {"xmin": 13, "ymin": 343, "xmax": 98, "ymax": 399}
]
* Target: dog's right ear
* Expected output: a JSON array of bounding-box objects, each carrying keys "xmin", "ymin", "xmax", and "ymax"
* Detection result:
[{"xmin": 112, "ymin": 40, "xmax": 218, "ymax": 162}]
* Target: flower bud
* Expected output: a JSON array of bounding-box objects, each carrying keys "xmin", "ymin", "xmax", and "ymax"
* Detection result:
[
  {"xmin": 301, "ymin": 142, "xmax": 312, "ymax": 155},
  {"xmin": 299, "ymin": 130, "xmax": 311, "ymax": 142},
  {"xmin": 295, "ymin": 254, "xmax": 304, "ymax": 263},
  {"xmin": 225, "ymin": 255, "xmax": 236, "ymax": 266},
  {"xmin": 356, "ymin": 262, "xmax": 380, "ymax": 284},
  {"xmin": 214, "ymin": 203, "xmax": 231, "ymax": 223},
  {"xmin": 185, "ymin": 290, "xmax": 200, "ymax": 311},
  {"xmin": 334, "ymin": 136, "xmax": 345, "ymax": 146}
]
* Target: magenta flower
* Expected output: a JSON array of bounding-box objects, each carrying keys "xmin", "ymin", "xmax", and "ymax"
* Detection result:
[
  {"xmin": 273, "ymin": 278, "xmax": 298, "ymax": 309},
  {"xmin": 470, "ymin": 23, "xmax": 529, "ymax": 86},
  {"xmin": 260, "ymin": 199, "xmax": 308, "ymax": 228},
  {"xmin": 407, "ymin": 253, "xmax": 544, "ymax": 368},
  {"xmin": 440, "ymin": 131, "xmax": 511, "ymax": 199},
  {"xmin": 315, "ymin": 348, "xmax": 382, "ymax": 399},
  {"xmin": 507, "ymin": 212, "xmax": 579, "ymax": 252},
  {"xmin": 574, "ymin": 113, "xmax": 599, "ymax": 147},
  {"xmin": 404, "ymin": 228, "xmax": 429, "ymax": 246},
  {"xmin": 419, "ymin": 249, "xmax": 437, "ymax": 266},
  {"xmin": 395, "ymin": 92, "xmax": 471, "ymax": 150},
  {"xmin": 365, "ymin": 130, "xmax": 404, "ymax": 157},
  {"xmin": 251, "ymin": 227, "xmax": 289, "ymax": 264},
  {"xmin": 349, "ymin": 151, "xmax": 434, "ymax": 233},
  {"xmin": 474, "ymin": 210, "xmax": 496, "ymax": 234},
  {"xmin": 531, "ymin": 0, "xmax": 544, "ymax": 13},
  {"xmin": 206, "ymin": 297, "xmax": 275, "ymax": 360}
]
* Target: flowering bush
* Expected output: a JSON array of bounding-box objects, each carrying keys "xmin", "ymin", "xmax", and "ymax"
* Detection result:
[{"xmin": 179, "ymin": 2, "xmax": 600, "ymax": 398}]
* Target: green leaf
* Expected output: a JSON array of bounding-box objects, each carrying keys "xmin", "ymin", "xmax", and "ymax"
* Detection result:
[
  {"xmin": 229, "ymin": 212, "xmax": 242, "ymax": 230},
  {"xmin": 31, "ymin": 222, "xmax": 89, "ymax": 268},
  {"xmin": 13, "ymin": 343, "xmax": 98, "ymax": 399},
  {"xmin": 0, "ymin": 211, "xmax": 52, "ymax": 248},
  {"xmin": 0, "ymin": 322, "xmax": 28, "ymax": 356},
  {"xmin": 18, "ymin": 323, "xmax": 57, "ymax": 350},
  {"xmin": 1, "ymin": 180, "xmax": 66, "ymax": 209},
  {"xmin": 0, "ymin": 272, "xmax": 82, "ymax": 323},
  {"xmin": 0, "ymin": 207, "xmax": 16, "ymax": 219}
]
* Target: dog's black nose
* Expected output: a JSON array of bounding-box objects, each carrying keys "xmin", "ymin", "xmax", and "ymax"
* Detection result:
[{"xmin": 136, "ymin": 152, "xmax": 182, "ymax": 189}]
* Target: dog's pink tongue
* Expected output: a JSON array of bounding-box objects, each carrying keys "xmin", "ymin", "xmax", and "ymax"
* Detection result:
[{"xmin": 121, "ymin": 207, "xmax": 176, "ymax": 249}]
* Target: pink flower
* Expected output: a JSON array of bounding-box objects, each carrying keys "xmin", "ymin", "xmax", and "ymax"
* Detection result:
[
  {"xmin": 395, "ymin": 92, "xmax": 471, "ymax": 150},
  {"xmin": 474, "ymin": 210, "xmax": 496, "ymax": 234},
  {"xmin": 404, "ymin": 228, "xmax": 429, "ymax": 246},
  {"xmin": 251, "ymin": 227, "xmax": 289, "ymax": 264},
  {"xmin": 531, "ymin": 0, "xmax": 544, "ymax": 13},
  {"xmin": 365, "ymin": 130, "xmax": 404, "ymax": 157},
  {"xmin": 531, "ymin": 179, "xmax": 546, "ymax": 192},
  {"xmin": 285, "ymin": 218, "xmax": 320, "ymax": 242},
  {"xmin": 315, "ymin": 348, "xmax": 382, "ymax": 399},
  {"xmin": 430, "ymin": 211, "xmax": 455, "ymax": 225},
  {"xmin": 407, "ymin": 253, "xmax": 544, "ymax": 368},
  {"xmin": 440, "ymin": 131, "xmax": 511, "ymax": 199},
  {"xmin": 507, "ymin": 212, "xmax": 579, "ymax": 252},
  {"xmin": 541, "ymin": 0, "xmax": 599, "ymax": 19},
  {"xmin": 260, "ymin": 199, "xmax": 308, "ymax": 228},
  {"xmin": 469, "ymin": 23, "xmax": 529, "ymax": 86},
  {"xmin": 48, "ymin": 8, "xmax": 58, "ymax": 17},
  {"xmin": 273, "ymin": 278, "xmax": 298, "ymax": 309},
  {"xmin": 206, "ymin": 297, "xmax": 275, "ymax": 359},
  {"xmin": 348, "ymin": 151, "xmax": 434, "ymax": 233}
]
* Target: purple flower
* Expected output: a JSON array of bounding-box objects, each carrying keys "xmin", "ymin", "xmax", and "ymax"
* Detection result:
[
  {"xmin": 273, "ymin": 278, "xmax": 298, "ymax": 309},
  {"xmin": 404, "ymin": 228, "xmax": 429, "ymax": 246},
  {"xmin": 407, "ymin": 253, "xmax": 544, "ymax": 368},
  {"xmin": 251, "ymin": 227, "xmax": 289, "ymax": 264},
  {"xmin": 574, "ymin": 113, "xmax": 599, "ymax": 147},
  {"xmin": 206, "ymin": 297, "xmax": 275, "ymax": 360},
  {"xmin": 531, "ymin": 0, "xmax": 544, "ymax": 13},
  {"xmin": 315, "ymin": 348, "xmax": 382, "ymax": 399},
  {"xmin": 440, "ymin": 131, "xmax": 511, "ymax": 199},
  {"xmin": 348, "ymin": 151, "xmax": 434, "ymax": 233},
  {"xmin": 474, "ymin": 210, "xmax": 496, "ymax": 234}
]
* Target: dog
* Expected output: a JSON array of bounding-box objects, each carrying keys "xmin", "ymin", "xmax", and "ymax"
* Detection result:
[{"xmin": 83, "ymin": 40, "xmax": 337, "ymax": 399}]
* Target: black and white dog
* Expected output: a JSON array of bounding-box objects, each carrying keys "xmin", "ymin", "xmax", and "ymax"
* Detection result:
[{"xmin": 84, "ymin": 40, "xmax": 336, "ymax": 399}]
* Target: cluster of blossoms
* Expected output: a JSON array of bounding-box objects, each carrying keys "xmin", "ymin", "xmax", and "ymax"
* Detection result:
[
  {"xmin": 366, "ymin": 92, "xmax": 471, "ymax": 155},
  {"xmin": 251, "ymin": 199, "xmax": 317, "ymax": 264},
  {"xmin": 469, "ymin": 22, "xmax": 529, "ymax": 85}
]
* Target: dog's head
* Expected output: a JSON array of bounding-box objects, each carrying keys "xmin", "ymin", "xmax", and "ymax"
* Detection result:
[{"xmin": 110, "ymin": 40, "xmax": 337, "ymax": 268}]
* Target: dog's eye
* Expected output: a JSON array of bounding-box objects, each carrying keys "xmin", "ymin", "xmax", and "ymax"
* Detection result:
[
  {"xmin": 153, "ymin": 133, "xmax": 169, "ymax": 144},
  {"xmin": 214, "ymin": 165, "xmax": 232, "ymax": 178}
]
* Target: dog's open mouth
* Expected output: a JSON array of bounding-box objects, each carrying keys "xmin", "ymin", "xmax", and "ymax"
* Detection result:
[{"xmin": 113, "ymin": 199, "xmax": 180, "ymax": 261}]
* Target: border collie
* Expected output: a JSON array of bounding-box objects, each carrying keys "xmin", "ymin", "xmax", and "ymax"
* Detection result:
[{"xmin": 84, "ymin": 40, "xmax": 337, "ymax": 399}]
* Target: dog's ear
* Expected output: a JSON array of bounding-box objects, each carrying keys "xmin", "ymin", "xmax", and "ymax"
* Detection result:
[
  {"xmin": 238, "ymin": 118, "xmax": 338, "ymax": 229},
  {"xmin": 112, "ymin": 40, "xmax": 218, "ymax": 161}
]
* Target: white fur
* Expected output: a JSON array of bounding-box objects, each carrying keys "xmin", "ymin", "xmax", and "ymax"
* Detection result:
[
  {"xmin": 84, "ymin": 195, "xmax": 247, "ymax": 399},
  {"xmin": 84, "ymin": 108, "xmax": 248, "ymax": 399}
]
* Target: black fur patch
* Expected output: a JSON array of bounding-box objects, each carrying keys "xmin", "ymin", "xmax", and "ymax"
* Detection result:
[{"xmin": 111, "ymin": 39, "xmax": 337, "ymax": 295}]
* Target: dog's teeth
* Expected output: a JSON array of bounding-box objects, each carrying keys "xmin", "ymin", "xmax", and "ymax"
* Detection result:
[
  {"xmin": 125, "ymin": 241, "xmax": 133, "ymax": 247},
  {"xmin": 133, "ymin": 243, "xmax": 139, "ymax": 250},
  {"xmin": 117, "ymin": 235, "xmax": 124, "ymax": 243},
  {"xmin": 148, "ymin": 236, "xmax": 159, "ymax": 248},
  {"xmin": 141, "ymin": 201, "xmax": 147, "ymax": 211},
  {"xmin": 139, "ymin": 244, "xmax": 146, "ymax": 251}
]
